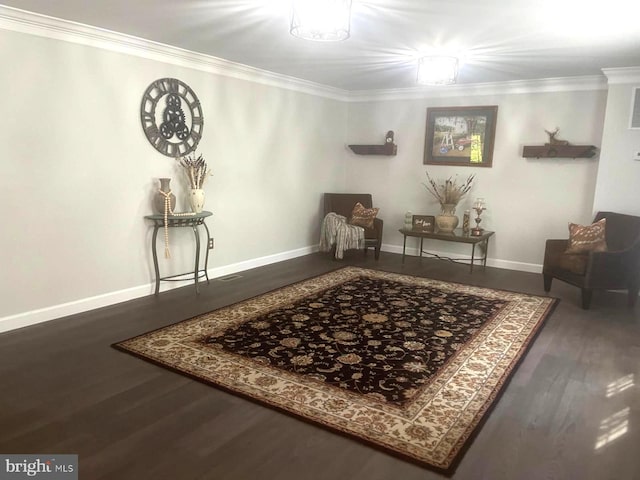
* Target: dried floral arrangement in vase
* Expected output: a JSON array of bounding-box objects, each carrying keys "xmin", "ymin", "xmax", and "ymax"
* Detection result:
[
  {"xmin": 180, "ymin": 152, "xmax": 212, "ymax": 213},
  {"xmin": 180, "ymin": 152, "xmax": 212, "ymax": 190},
  {"xmin": 422, "ymin": 171, "xmax": 474, "ymax": 232},
  {"xmin": 422, "ymin": 171, "xmax": 474, "ymax": 211}
]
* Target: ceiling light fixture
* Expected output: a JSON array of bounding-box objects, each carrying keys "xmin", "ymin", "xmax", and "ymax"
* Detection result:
[
  {"xmin": 290, "ymin": 0, "xmax": 352, "ymax": 41},
  {"xmin": 417, "ymin": 56, "xmax": 459, "ymax": 86}
]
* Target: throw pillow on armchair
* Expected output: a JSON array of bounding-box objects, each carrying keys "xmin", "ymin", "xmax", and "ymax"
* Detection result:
[{"xmin": 350, "ymin": 202, "xmax": 379, "ymax": 230}]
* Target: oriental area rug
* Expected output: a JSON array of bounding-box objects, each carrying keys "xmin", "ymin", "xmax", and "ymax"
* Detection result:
[{"xmin": 114, "ymin": 267, "xmax": 557, "ymax": 473}]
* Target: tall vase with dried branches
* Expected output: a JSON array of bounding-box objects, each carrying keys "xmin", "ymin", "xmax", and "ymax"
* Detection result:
[
  {"xmin": 422, "ymin": 171, "xmax": 474, "ymax": 233},
  {"xmin": 180, "ymin": 152, "xmax": 212, "ymax": 213}
]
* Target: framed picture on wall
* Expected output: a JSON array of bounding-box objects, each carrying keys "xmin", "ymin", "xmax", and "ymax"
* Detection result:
[
  {"xmin": 412, "ymin": 215, "xmax": 435, "ymax": 232},
  {"xmin": 424, "ymin": 105, "xmax": 498, "ymax": 167}
]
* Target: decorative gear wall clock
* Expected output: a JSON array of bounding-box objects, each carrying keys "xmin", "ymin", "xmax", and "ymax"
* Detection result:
[{"xmin": 140, "ymin": 78, "xmax": 204, "ymax": 157}]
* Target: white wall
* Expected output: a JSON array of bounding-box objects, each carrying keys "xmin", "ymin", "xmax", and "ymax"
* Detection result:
[
  {"xmin": 0, "ymin": 11, "xmax": 634, "ymax": 334},
  {"xmin": 0, "ymin": 28, "xmax": 347, "ymax": 324},
  {"xmin": 593, "ymin": 72, "xmax": 640, "ymax": 215},
  {"xmin": 345, "ymin": 88, "xmax": 607, "ymax": 270}
]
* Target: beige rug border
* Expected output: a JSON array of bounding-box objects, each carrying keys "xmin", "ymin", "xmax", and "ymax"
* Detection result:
[{"xmin": 115, "ymin": 267, "xmax": 557, "ymax": 471}]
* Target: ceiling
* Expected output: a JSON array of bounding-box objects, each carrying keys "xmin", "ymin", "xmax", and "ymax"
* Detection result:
[{"xmin": 3, "ymin": 0, "xmax": 640, "ymax": 91}]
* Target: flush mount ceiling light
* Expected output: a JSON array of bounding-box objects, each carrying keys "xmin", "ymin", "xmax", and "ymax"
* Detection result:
[
  {"xmin": 417, "ymin": 56, "xmax": 459, "ymax": 86},
  {"xmin": 290, "ymin": 0, "xmax": 352, "ymax": 41}
]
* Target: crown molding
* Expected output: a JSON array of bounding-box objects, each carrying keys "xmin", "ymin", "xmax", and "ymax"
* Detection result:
[
  {"xmin": 346, "ymin": 75, "xmax": 608, "ymax": 102},
  {"xmin": 602, "ymin": 67, "xmax": 640, "ymax": 85},
  {"xmin": 0, "ymin": 5, "xmax": 350, "ymax": 102},
  {"xmin": 0, "ymin": 5, "xmax": 614, "ymax": 104}
]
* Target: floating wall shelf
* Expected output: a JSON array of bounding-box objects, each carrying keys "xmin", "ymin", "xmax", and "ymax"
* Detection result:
[
  {"xmin": 349, "ymin": 130, "xmax": 398, "ymax": 156},
  {"xmin": 522, "ymin": 144, "xmax": 597, "ymax": 158}
]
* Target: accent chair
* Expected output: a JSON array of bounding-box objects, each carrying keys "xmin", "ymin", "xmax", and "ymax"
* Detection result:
[
  {"xmin": 542, "ymin": 211, "xmax": 640, "ymax": 309},
  {"xmin": 323, "ymin": 193, "xmax": 383, "ymax": 260}
]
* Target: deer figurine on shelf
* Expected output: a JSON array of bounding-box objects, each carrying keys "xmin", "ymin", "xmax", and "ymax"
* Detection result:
[{"xmin": 544, "ymin": 128, "xmax": 570, "ymax": 146}]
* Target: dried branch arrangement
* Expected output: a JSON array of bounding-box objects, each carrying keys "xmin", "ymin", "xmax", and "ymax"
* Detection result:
[
  {"xmin": 180, "ymin": 152, "xmax": 212, "ymax": 189},
  {"xmin": 422, "ymin": 171, "xmax": 474, "ymax": 206}
]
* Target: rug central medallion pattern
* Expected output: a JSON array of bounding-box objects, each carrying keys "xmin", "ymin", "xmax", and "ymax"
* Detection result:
[
  {"xmin": 115, "ymin": 267, "xmax": 557, "ymax": 473},
  {"xmin": 205, "ymin": 276, "xmax": 505, "ymax": 406}
]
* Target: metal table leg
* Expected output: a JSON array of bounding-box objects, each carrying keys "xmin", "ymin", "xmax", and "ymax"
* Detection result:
[
  {"xmin": 470, "ymin": 243, "xmax": 476, "ymax": 273},
  {"xmin": 193, "ymin": 225, "xmax": 201, "ymax": 294},
  {"xmin": 203, "ymin": 222, "xmax": 211, "ymax": 285},
  {"xmin": 483, "ymin": 237, "xmax": 490, "ymax": 268},
  {"xmin": 151, "ymin": 225, "xmax": 160, "ymax": 295},
  {"xmin": 402, "ymin": 234, "xmax": 407, "ymax": 263}
]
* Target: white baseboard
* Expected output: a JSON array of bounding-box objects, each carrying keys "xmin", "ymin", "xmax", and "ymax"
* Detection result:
[
  {"xmin": 0, "ymin": 284, "xmax": 153, "ymax": 335},
  {"xmin": 206, "ymin": 245, "xmax": 319, "ymax": 280},
  {"xmin": 487, "ymin": 258, "xmax": 542, "ymax": 274},
  {"xmin": 0, "ymin": 245, "xmax": 319, "ymax": 335},
  {"xmin": 0, "ymin": 243, "xmax": 542, "ymax": 335},
  {"xmin": 380, "ymin": 243, "xmax": 542, "ymax": 274}
]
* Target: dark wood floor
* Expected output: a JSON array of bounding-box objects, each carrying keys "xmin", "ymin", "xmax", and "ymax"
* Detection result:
[{"xmin": 1, "ymin": 251, "xmax": 639, "ymax": 480}]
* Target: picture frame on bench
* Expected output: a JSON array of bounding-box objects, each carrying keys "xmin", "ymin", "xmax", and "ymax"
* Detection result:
[{"xmin": 412, "ymin": 215, "xmax": 435, "ymax": 232}]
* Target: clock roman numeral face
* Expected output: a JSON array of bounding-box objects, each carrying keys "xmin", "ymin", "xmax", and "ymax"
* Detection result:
[{"xmin": 140, "ymin": 78, "xmax": 204, "ymax": 157}]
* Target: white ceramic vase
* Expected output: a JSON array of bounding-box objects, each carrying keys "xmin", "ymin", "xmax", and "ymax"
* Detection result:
[{"xmin": 189, "ymin": 188, "xmax": 205, "ymax": 213}]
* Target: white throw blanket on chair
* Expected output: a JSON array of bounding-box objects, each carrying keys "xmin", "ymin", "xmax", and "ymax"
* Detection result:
[{"xmin": 319, "ymin": 212, "xmax": 365, "ymax": 259}]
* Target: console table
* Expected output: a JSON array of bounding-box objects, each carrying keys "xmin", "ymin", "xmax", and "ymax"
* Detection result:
[
  {"xmin": 145, "ymin": 211, "xmax": 212, "ymax": 294},
  {"xmin": 399, "ymin": 228, "xmax": 494, "ymax": 273}
]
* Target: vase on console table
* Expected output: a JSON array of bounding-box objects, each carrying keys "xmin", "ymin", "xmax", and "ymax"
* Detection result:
[
  {"xmin": 153, "ymin": 178, "xmax": 176, "ymax": 215},
  {"xmin": 189, "ymin": 188, "xmax": 205, "ymax": 213},
  {"xmin": 435, "ymin": 203, "xmax": 459, "ymax": 233}
]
